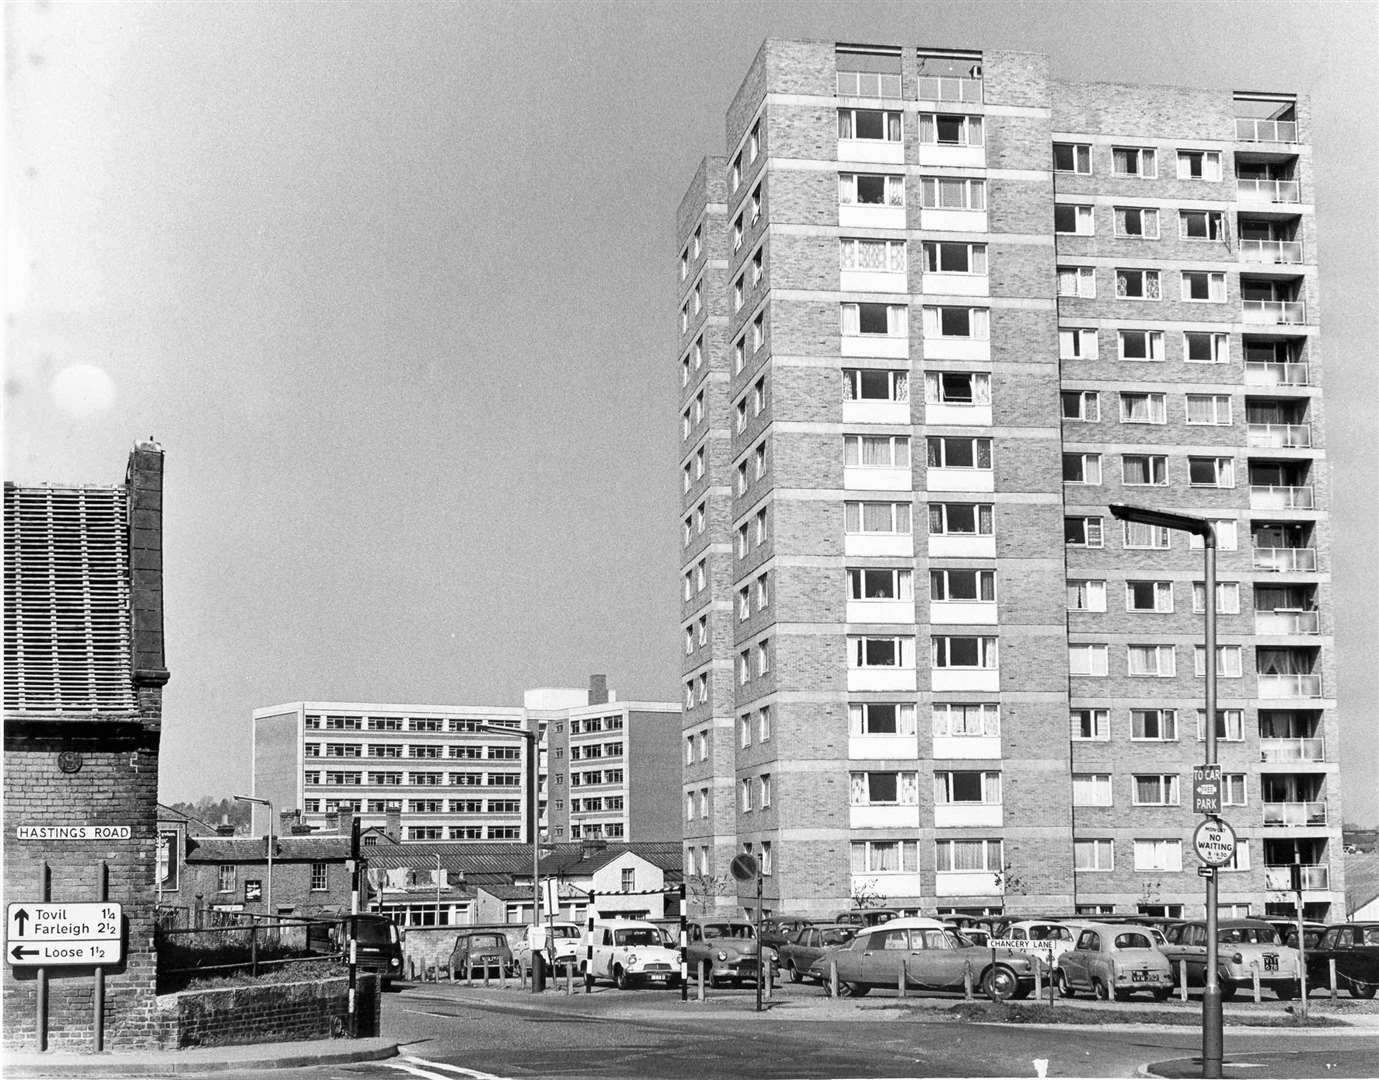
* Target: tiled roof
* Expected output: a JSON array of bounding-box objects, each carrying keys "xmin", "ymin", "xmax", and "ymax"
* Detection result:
[
  {"xmin": 357, "ymin": 841, "xmax": 683, "ymax": 881},
  {"xmin": 185, "ymin": 836, "xmax": 351, "ymax": 863}
]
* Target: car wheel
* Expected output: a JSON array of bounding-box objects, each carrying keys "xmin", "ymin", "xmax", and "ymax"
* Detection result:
[
  {"xmin": 788, "ymin": 962, "xmax": 802, "ymax": 984},
  {"xmin": 1275, "ymin": 983, "xmax": 1297, "ymax": 1001},
  {"xmin": 1056, "ymin": 970, "xmax": 1077, "ymax": 999},
  {"xmin": 1347, "ymin": 976, "xmax": 1377, "ymax": 1000},
  {"xmin": 1217, "ymin": 976, "xmax": 1237, "ymax": 1002},
  {"xmin": 982, "ymin": 965, "xmax": 1019, "ymax": 1003},
  {"xmin": 1152, "ymin": 988, "xmax": 1172, "ymax": 1002},
  {"xmin": 1112, "ymin": 987, "xmax": 1131, "ymax": 1002},
  {"xmin": 1092, "ymin": 978, "xmax": 1109, "ymax": 1001},
  {"xmin": 845, "ymin": 982, "xmax": 870, "ymax": 998},
  {"xmin": 614, "ymin": 966, "xmax": 631, "ymax": 990}
]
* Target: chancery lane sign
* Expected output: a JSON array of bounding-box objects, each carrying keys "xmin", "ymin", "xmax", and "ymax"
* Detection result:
[
  {"xmin": 6, "ymin": 903, "xmax": 124, "ymax": 967},
  {"xmin": 14, "ymin": 826, "xmax": 133, "ymax": 841},
  {"xmin": 1192, "ymin": 817, "xmax": 1238, "ymax": 867}
]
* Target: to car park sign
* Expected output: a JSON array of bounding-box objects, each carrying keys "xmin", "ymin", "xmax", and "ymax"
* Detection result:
[
  {"xmin": 1192, "ymin": 764, "xmax": 1222, "ymax": 815},
  {"xmin": 1192, "ymin": 818, "xmax": 1237, "ymax": 867},
  {"xmin": 6, "ymin": 903, "xmax": 124, "ymax": 967}
]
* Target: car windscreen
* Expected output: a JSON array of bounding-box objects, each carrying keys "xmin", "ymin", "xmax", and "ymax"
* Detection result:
[
  {"xmin": 613, "ymin": 928, "xmax": 662, "ymax": 947},
  {"xmin": 1029, "ymin": 925, "xmax": 1072, "ymax": 940},
  {"xmin": 703, "ymin": 923, "xmax": 754, "ymax": 939},
  {"xmin": 465, "ymin": 935, "xmax": 505, "ymax": 949},
  {"xmin": 1113, "ymin": 932, "xmax": 1153, "ymax": 950},
  {"xmin": 1219, "ymin": 926, "xmax": 1281, "ymax": 945},
  {"xmin": 351, "ymin": 919, "xmax": 397, "ymax": 944},
  {"xmin": 551, "ymin": 926, "xmax": 580, "ymax": 939},
  {"xmin": 820, "ymin": 928, "xmax": 856, "ymax": 946}
]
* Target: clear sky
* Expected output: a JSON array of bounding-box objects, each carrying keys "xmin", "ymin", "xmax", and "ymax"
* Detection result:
[{"xmin": 6, "ymin": 0, "xmax": 1376, "ymax": 824}]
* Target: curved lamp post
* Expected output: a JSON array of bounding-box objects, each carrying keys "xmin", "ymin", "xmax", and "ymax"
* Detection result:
[{"xmin": 233, "ymin": 794, "xmax": 274, "ymax": 920}]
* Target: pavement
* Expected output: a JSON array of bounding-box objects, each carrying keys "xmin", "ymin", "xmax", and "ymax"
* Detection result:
[{"xmin": 1, "ymin": 1035, "xmax": 397, "ymax": 1077}]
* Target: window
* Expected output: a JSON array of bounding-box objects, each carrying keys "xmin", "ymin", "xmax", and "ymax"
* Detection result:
[
  {"xmin": 733, "ymin": 276, "xmax": 743, "ymax": 312},
  {"xmin": 1126, "ymin": 580, "xmax": 1173, "ymax": 612},
  {"xmin": 1118, "ymin": 330, "xmax": 1164, "ymax": 360},
  {"xmin": 850, "ymin": 636, "xmax": 914, "ymax": 669},
  {"xmin": 920, "ymin": 176, "xmax": 986, "ymax": 209},
  {"xmin": 842, "ymin": 302, "xmax": 908, "ymax": 336},
  {"xmin": 934, "ymin": 770, "xmax": 1001, "ymax": 804},
  {"xmin": 1128, "ymin": 644, "xmax": 1176, "ymax": 676},
  {"xmin": 843, "ymin": 368, "xmax": 908, "ymax": 402},
  {"xmin": 851, "ymin": 840, "xmax": 919, "ymax": 874},
  {"xmin": 621, "ymin": 868, "xmax": 636, "ymax": 892},
  {"xmin": 1059, "ymin": 328, "xmax": 1098, "ymax": 360},
  {"xmin": 1192, "ymin": 581, "xmax": 1240, "ymax": 614},
  {"xmin": 850, "ymin": 702, "xmax": 918, "ymax": 736},
  {"xmin": 1062, "ymin": 453, "xmax": 1101, "ymax": 484},
  {"xmin": 759, "ymin": 775, "xmax": 772, "ymax": 808},
  {"xmin": 1072, "ymin": 774, "xmax": 1113, "ymax": 806},
  {"xmin": 733, "ymin": 338, "xmax": 745, "ymax": 373},
  {"xmin": 753, "ymin": 443, "xmax": 766, "ymax": 480},
  {"xmin": 1053, "ymin": 204, "xmax": 1096, "ymax": 238},
  {"xmin": 752, "ymin": 314, "xmax": 764, "ymax": 350},
  {"xmin": 919, "ymin": 112, "xmax": 983, "ymax": 146},
  {"xmin": 1067, "ymin": 579, "xmax": 1106, "ymax": 611},
  {"xmin": 1193, "ymin": 645, "xmax": 1243, "ymax": 677},
  {"xmin": 1068, "ymin": 644, "xmax": 1108, "ymax": 676},
  {"xmin": 218, "ymin": 865, "xmax": 236, "ymax": 893},
  {"xmin": 935, "ymin": 839, "xmax": 1003, "ymax": 873},
  {"xmin": 836, "ymin": 64, "xmax": 902, "ymax": 97},
  {"xmin": 1119, "ymin": 392, "xmax": 1166, "ymax": 424},
  {"xmin": 1064, "ymin": 516, "xmax": 1103, "ymax": 547},
  {"xmin": 1186, "ymin": 394, "xmax": 1232, "ymax": 425},
  {"xmin": 1115, "ymin": 269, "xmax": 1161, "ymax": 299},
  {"xmin": 758, "ymin": 706, "xmax": 772, "ymax": 742},
  {"xmin": 735, "ymin": 524, "xmax": 749, "ymax": 558},
  {"xmin": 1188, "ymin": 519, "xmax": 1237, "ymax": 550},
  {"xmin": 931, "ymin": 636, "xmax": 997, "ymax": 669},
  {"xmin": 697, "ymin": 673, "xmax": 709, "ymax": 703},
  {"xmin": 848, "ymin": 567, "xmax": 913, "ymax": 601},
  {"xmin": 1184, "ymin": 331, "xmax": 1228, "ymax": 364},
  {"xmin": 922, "ymin": 241, "xmax": 987, "ymax": 274},
  {"xmin": 741, "ymin": 779, "xmax": 755, "ymax": 812},
  {"xmin": 1132, "ymin": 709, "xmax": 1178, "ymax": 741},
  {"xmin": 1072, "ymin": 709, "xmax": 1109, "ymax": 741},
  {"xmin": 1222, "ymin": 774, "xmax": 1248, "ymax": 807},
  {"xmin": 1188, "ymin": 456, "xmax": 1235, "ymax": 488},
  {"xmin": 845, "ymin": 501, "xmax": 912, "ymax": 535},
  {"xmin": 850, "ymin": 771, "xmax": 918, "ymax": 805},
  {"xmin": 754, "ymin": 508, "xmax": 767, "ymax": 544},
  {"xmin": 839, "ymin": 172, "xmax": 905, "ymax": 206},
  {"xmin": 1180, "ymin": 210, "xmax": 1226, "ymax": 240},
  {"xmin": 1177, "ymin": 150, "xmax": 1222, "ymax": 180},
  {"xmin": 682, "ymin": 571, "xmax": 693, "ymax": 601},
  {"xmin": 840, "ymin": 238, "xmax": 907, "ymax": 272},
  {"xmin": 752, "ymin": 378, "xmax": 766, "ymax": 415},
  {"xmin": 751, "ymin": 247, "xmax": 763, "ymax": 284},
  {"xmin": 755, "ymin": 639, "xmax": 771, "ymax": 677},
  {"xmin": 695, "ymin": 559, "xmax": 706, "ymax": 591},
  {"xmin": 755, "ymin": 573, "xmax": 769, "ymax": 610},
  {"xmin": 927, "ymin": 436, "xmax": 992, "ymax": 469},
  {"xmin": 749, "ymin": 184, "xmax": 761, "ymax": 224},
  {"xmin": 1122, "ymin": 454, "xmax": 1168, "ymax": 486},
  {"xmin": 749, "ymin": 120, "xmax": 761, "ymax": 161},
  {"xmin": 930, "ymin": 568, "xmax": 995, "ymax": 602},
  {"xmin": 1074, "ymin": 839, "xmax": 1114, "ymax": 871},
  {"xmin": 931, "ymin": 702, "xmax": 1000, "ymax": 737},
  {"xmin": 1182, "ymin": 271, "xmax": 1227, "ymax": 302},
  {"xmin": 1115, "ymin": 208, "xmax": 1159, "ymax": 238},
  {"xmin": 760, "ymin": 840, "xmax": 772, "ymax": 874},
  {"xmin": 1057, "ymin": 266, "xmax": 1096, "ymax": 297},
  {"xmin": 925, "ymin": 371, "xmax": 990, "ymax": 404},
  {"xmin": 1197, "ymin": 709, "xmax": 1245, "ymax": 742},
  {"xmin": 1122, "ymin": 520, "xmax": 1170, "ymax": 549},
  {"xmin": 837, "ymin": 108, "xmax": 902, "ymax": 141},
  {"xmin": 845, "ymin": 434, "xmax": 911, "ymax": 468},
  {"xmin": 684, "ymin": 792, "xmax": 694, "ymax": 821},
  {"xmin": 730, "ymin": 153, "xmax": 741, "ymax": 192},
  {"xmin": 1053, "ymin": 142, "xmax": 1091, "ymax": 173},
  {"xmin": 929, "ymin": 502, "xmax": 993, "ymax": 536},
  {"xmin": 1112, "ymin": 146, "xmax": 1156, "ymax": 177},
  {"xmin": 1133, "ymin": 774, "xmax": 1181, "ymax": 806}
]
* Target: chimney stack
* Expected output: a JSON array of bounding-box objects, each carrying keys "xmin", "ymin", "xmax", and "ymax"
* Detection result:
[{"xmin": 588, "ymin": 674, "xmax": 609, "ymax": 705}]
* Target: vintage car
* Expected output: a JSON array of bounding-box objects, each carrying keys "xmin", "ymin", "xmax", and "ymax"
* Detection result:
[
  {"xmin": 1305, "ymin": 923, "xmax": 1379, "ymax": 999},
  {"xmin": 1160, "ymin": 918, "xmax": 1301, "ymax": 1000},
  {"xmin": 760, "ymin": 914, "xmax": 814, "ymax": 952},
  {"xmin": 991, "ymin": 921, "xmax": 1077, "ymax": 965},
  {"xmin": 831, "ymin": 907, "xmax": 900, "ymax": 928},
  {"xmin": 807, "ymin": 916, "xmax": 1038, "ymax": 1001},
  {"xmin": 777, "ymin": 923, "xmax": 858, "ymax": 983},
  {"xmin": 449, "ymin": 930, "xmax": 513, "ymax": 978},
  {"xmin": 581, "ymin": 919, "xmax": 682, "ymax": 989},
  {"xmin": 511, "ymin": 921, "xmax": 583, "ymax": 978},
  {"xmin": 1054, "ymin": 923, "xmax": 1174, "ymax": 1001},
  {"xmin": 686, "ymin": 919, "xmax": 776, "ymax": 986}
]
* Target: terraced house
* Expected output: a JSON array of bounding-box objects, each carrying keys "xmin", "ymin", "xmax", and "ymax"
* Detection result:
[{"xmin": 676, "ymin": 39, "xmax": 1340, "ymax": 921}]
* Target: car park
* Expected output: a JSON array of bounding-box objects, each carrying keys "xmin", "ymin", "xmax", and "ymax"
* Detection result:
[
  {"xmin": 1306, "ymin": 923, "xmax": 1379, "ymax": 998},
  {"xmin": 777, "ymin": 923, "xmax": 858, "ymax": 983},
  {"xmin": 760, "ymin": 914, "xmax": 814, "ymax": 951},
  {"xmin": 1054, "ymin": 923, "xmax": 1173, "ymax": 1001},
  {"xmin": 1160, "ymin": 918, "xmax": 1301, "ymax": 1000},
  {"xmin": 582, "ymin": 919, "xmax": 683, "ymax": 989},
  {"xmin": 512, "ymin": 921, "xmax": 583, "ymax": 978},
  {"xmin": 807, "ymin": 916, "xmax": 1038, "ymax": 1001},
  {"xmin": 449, "ymin": 930, "xmax": 513, "ymax": 978},
  {"xmin": 686, "ymin": 919, "xmax": 775, "ymax": 986}
]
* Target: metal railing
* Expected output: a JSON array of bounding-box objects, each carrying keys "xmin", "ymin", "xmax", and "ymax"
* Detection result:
[
  {"xmin": 1264, "ymin": 864, "xmax": 1329, "ymax": 890},
  {"xmin": 1260, "ymin": 736, "xmax": 1325, "ymax": 763},
  {"xmin": 1243, "ymin": 299, "xmax": 1307, "ymax": 324},
  {"xmin": 156, "ymin": 912, "xmax": 337, "ymax": 987},
  {"xmin": 1254, "ymin": 610, "xmax": 1320, "ymax": 635},
  {"xmin": 1236, "ymin": 118, "xmax": 1299, "ymax": 142},
  {"xmin": 1257, "ymin": 673, "xmax": 1323, "ymax": 698},
  {"xmin": 1262, "ymin": 800, "xmax": 1327, "ymax": 827},
  {"xmin": 1236, "ymin": 178, "xmax": 1301, "ymax": 203},
  {"xmin": 1248, "ymin": 422, "xmax": 1311, "ymax": 448},
  {"xmin": 1239, "ymin": 239, "xmax": 1303, "ymax": 263},
  {"xmin": 916, "ymin": 76, "xmax": 983, "ymax": 102},
  {"xmin": 1252, "ymin": 546, "xmax": 1317, "ymax": 572},
  {"xmin": 1249, "ymin": 484, "xmax": 1314, "ymax": 510},
  {"xmin": 1245, "ymin": 361, "xmax": 1310, "ymax": 387}
]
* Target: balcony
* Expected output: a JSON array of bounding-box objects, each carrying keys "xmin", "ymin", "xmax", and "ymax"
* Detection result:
[
  {"xmin": 1236, "ymin": 178, "xmax": 1301, "ymax": 203},
  {"xmin": 1236, "ymin": 118, "xmax": 1299, "ymax": 143},
  {"xmin": 1245, "ymin": 362, "xmax": 1310, "ymax": 387},
  {"xmin": 1254, "ymin": 610, "xmax": 1320, "ymax": 635},
  {"xmin": 1239, "ymin": 239, "xmax": 1303, "ymax": 263},
  {"xmin": 1250, "ymin": 484, "xmax": 1314, "ymax": 510},
  {"xmin": 935, "ymin": 871, "xmax": 1002, "ymax": 897},
  {"xmin": 1248, "ymin": 423, "xmax": 1312, "ymax": 449},
  {"xmin": 1260, "ymin": 737, "xmax": 1326, "ymax": 763},
  {"xmin": 917, "ymin": 75, "xmax": 982, "ymax": 102},
  {"xmin": 1262, "ymin": 800, "xmax": 1327, "ymax": 827},
  {"xmin": 1257, "ymin": 673, "xmax": 1322, "ymax": 698},
  {"xmin": 1264, "ymin": 864, "xmax": 1330, "ymax": 890},
  {"xmin": 1243, "ymin": 299, "xmax": 1307, "ymax": 325}
]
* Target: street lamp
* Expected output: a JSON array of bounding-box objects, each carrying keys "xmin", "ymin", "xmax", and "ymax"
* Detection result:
[
  {"xmin": 477, "ymin": 721, "xmax": 541, "ymax": 990},
  {"xmin": 233, "ymin": 794, "xmax": 274, "ymax": 922},
  {"xmin": 1109, "ymin": 504, "xmax": 1221, "ymax": 1078}
]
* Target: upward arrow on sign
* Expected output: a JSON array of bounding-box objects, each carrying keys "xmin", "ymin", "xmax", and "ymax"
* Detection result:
[{"xmin": 12, "ymin": 909, "xmax": 28, "ymax": 935}]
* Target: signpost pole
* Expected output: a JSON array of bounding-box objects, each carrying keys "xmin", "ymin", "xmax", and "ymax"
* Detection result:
[
  {"xmin": 754, "ymin": 870, "xmax": 763, "ymax": 1014},
  {"xmin": 37, "ymin": 862, "xmax": 49, "ymax": 1053},
  {"xmin": 1203, "ymin": 535, "xmax": 1222, "ymax": 1079},
  {"xmin": 348, "ymin": 815, "xmax": 360, "ymax": 1038},
  {"xmin": 1293, "ymin": 864, "xmax": 1309, "ymax": 1020},
  {"xmin": 94, "ymin": 862, "xmax": 108, "ymax": 1052}
]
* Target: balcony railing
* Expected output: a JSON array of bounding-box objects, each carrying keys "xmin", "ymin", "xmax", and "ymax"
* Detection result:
[
  {"xmin": 916, "ymin": 75, "xmax": 983, "ymax": 102},
  {"xmin": 1257, "ymin": 673, "xmax": 1322, "ymax": 698},
  {"xmin": 1253, "ymin": 546, "xmax": 1317, "ymax": 572},
  {"xmin": 1260, "ymin": 736, "xmax": 1326, "ymax": 763},
  {"xmin": 1264, "ymin": 864, "xmax": 1330, "ymax": 890},
  {"xmin": 1245, "ymin": 361, "xmax": 1310, "ymax": 387},
  {"xmin": 1254, "ymin": 610, "xmax": 1320, "ymax": 635},
  {"xmin": 1239, "ymin": 239, "xmax": 1303, "ymax": 263},
  {"xmin": 1236, "ymin": 178, "xmax": 1301, "ymax": 203},
  {"xmin": 1263, "ymin": 800, "xmax": 1327, "ymax": 827},
  {"xmin": 1243, "ymin": 299, "xmax": 1307, "ymax": 324},
  {"xmin": 1250, "ymin": 484, "xmax": 1314, "ymax": 510},
  {"xmin": 1248, "ymin": 422, "xmax": 1312, "ymax": 448},
  {"xmin": 1236, "ymin": 118, "xmax": 1299, "ymax": 142}
]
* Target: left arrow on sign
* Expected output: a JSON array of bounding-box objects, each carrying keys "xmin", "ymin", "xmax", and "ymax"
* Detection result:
[
  {"xmin": 12, "ymin": 909, "xmax": 29, "ymax": 934},
  {"xmin": 11, "ymin": 946, "xmax": 38, "ymax": 960}
]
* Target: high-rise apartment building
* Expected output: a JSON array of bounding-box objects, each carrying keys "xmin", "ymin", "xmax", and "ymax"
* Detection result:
[
  {"xmin": 677, "ymin": 40, "xmax": 1341, "ymax": 920},
  {"xmin": 252, "ymin": 677, "xmax": 680, "ymax": 845}
]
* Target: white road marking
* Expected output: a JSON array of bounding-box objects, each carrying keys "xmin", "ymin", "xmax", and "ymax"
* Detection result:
[{"xmin": 387, "ymin": 1056, "xmax": 515, "ymax": 1080}]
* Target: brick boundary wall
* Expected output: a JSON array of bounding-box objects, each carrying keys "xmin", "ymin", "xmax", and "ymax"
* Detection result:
[{"xmin": 155, "ymin": 975, "xmax": 380, "ymax": 1048}]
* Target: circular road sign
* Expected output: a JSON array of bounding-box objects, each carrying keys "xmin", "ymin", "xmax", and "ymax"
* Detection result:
[
  {"xmin": 729, "ymin": 853, "xmax": 759, "ymax": 881},
  {"xmin": 1193, "ymin": 818, "xmax": 1238, "ymax": 867}
]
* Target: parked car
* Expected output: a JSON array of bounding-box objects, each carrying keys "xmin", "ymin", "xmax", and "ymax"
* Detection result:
[
  {"xmin": 831, "ymin": 907, "xmax": 900, "ymax": 927},
  {"xmin": 686, "ymin": 919, "xmax": 775, "ymax": 986},
  {"xmin": 777, "ymin": 923, "xmax": 857, "ymax": 983},
  {"xmin": 512, "ymin": 921, "xmax": 583, "ymax": 977},
  {"xmin": 449, "ymin": 930, "xmax": 513, "ymax": 978},
  {"xmin": 993, "ymin": 921, "xmax": 1077, "ymax": 965},
  {"xmin": 581, "ymin": 919, "xmax": 682, "ymax": 989},
  {"xmin": 1160, "ymin": 919, "xmax": 1301, "ymax": 1000},
  {"xmin": 1054, "ymin": 923, "xmax": 1174, "ymax": 1001},
  {"xmin": 1274, "ymin": 921, "xmax": 1327, "ymax": 950},
  {"xmin": 333, "ymin": 913, "xmax": 404, "ymax": 989},
  {"xmin": 760, "ymin": 914, "xmax": 814, "ymax": 952},
  {"xmin": 1306, "ymin": 923, "xmax": 1379, "ymax": 999},
  {"xmin": 807, "ymin": 917, "xmax": 1038, "ymax": 1001}
]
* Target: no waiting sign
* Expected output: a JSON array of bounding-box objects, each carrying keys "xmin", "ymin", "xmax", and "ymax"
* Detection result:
[{"xmin": 1193, "ymin": 818, "xmax": 1238, "ymax": 867}]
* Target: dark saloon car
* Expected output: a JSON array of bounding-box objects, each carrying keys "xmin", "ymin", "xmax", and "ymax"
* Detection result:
[
  {"xmin": 1306, "ymin": 923, "xmax": 1379, "ymax": 998},
  {"xmin": 777, "ymin": 923, "xmax": 858, "ymax": 982},
  {"xmin": 449, "ymin": 930, "xmax": 513, "ymax": 978},
  {"xmin": 760, "ymin": 914, "xmax": 814, "ymax": 952}
]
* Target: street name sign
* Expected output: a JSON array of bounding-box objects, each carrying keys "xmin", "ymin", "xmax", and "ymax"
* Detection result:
[
  {"xmin": 1192, "ymin": 818, "xmax": 1238, "ymax": 867},
  {"xmin": 15, "ymin": 826, "xmax": 132, "ymax": 841},
  {"xmin": 6, "ymin": 902, "xmax": 124, "ymax": 967},
  {"xmin": 1192, "ymin": 764, "xmax": 1222, "ymax": 815}
]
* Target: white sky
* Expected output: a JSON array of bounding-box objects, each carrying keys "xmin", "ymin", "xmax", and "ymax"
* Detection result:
[{"xmin": 5, "ymin": 0, "xmax": 1376, "ymax": 824}]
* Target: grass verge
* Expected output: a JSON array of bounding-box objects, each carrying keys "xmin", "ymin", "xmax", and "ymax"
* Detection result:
[{"xmin": 941, "ymin": 1001, "xmax": 1347, "ymax": 1027}]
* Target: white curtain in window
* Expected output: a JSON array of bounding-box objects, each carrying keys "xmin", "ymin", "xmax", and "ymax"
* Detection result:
[
  {"xmin": 900, "ymin": 773, "xmax": 918, "ymax": 804},
  {"xmin": 841, "ymin": 304, "xmax": 859, "ymax": 336}
]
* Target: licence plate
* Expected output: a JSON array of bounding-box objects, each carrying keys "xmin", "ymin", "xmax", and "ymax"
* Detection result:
[
  {"xmin": 1264, "ymin": 954, "xmax": 1279, "ymax": 972},
  {"xmin": 647, "ymin": 973, "xmax": 668, "ymax": 982},
  {"xmin": 1131, "ymin": 970, "xmax": 1149, "ymax": 982}
]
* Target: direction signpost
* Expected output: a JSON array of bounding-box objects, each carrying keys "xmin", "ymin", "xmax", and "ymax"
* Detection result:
[
  {"xmin": 1192, "ymin": 764, "xmax": 1222, "ymax": 815},
  {"xmin": 6, "ymin": 902, "xmax": 124, "ymax": 968}
]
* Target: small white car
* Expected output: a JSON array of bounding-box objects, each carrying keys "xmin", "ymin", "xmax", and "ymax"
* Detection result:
[
  {"xmin": 512, "ymin": 921, "xmax": 582, "ymax": 977},
  {"xmin": 581, "ymin": 919, "xmax": 683, "ymax": 989},
  {"xmin": 991, "ymin": 921, "xmax": 1077, "ymax": 965}
]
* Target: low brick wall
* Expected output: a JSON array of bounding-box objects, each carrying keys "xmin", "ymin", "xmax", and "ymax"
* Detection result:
[{"xmin": 156, "ymin": 975, "xmax": 380, "ymax": 1048}]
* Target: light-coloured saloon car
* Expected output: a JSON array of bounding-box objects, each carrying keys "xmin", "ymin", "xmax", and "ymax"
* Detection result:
[
  {"xmin": 1054, "ymin": 923, "xmax": 1173, "ymax": 1001},
  {"xmin": 1160, "ymin": 919, "xmax": 1301, "ymax": 1000}
]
